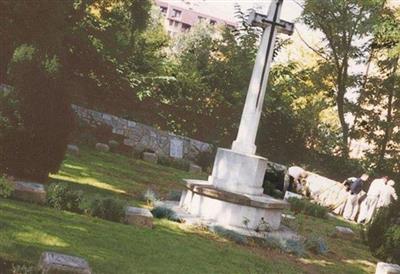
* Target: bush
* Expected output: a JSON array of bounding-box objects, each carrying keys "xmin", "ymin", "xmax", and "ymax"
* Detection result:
[
  {"xmin": 288, "ymin": 198, "xmax": 327, "ymax": 219},
  {"xmin": 79, "ymin": 195, "xmax": 126, "ymax": 222},
  {"xmin": 305, "ymin": 235, "xmax": 328, "ymax": 255},
  {"xmin": 0, "ymin": 45, "xmax": 74, "ymax": 181},
  {"xmin": 151, "ymin": 206, "xmax": 180, "ymax": 222},
  {"xmin": 157, "ymin": 156, "xmax": 190, "ymax": 171},
  {"xmin": 142, "ymin": 189, "xmax": 158, "ymax": 206},
  {"xmin": 263, "ymin": 236, "xmax": 305, "ymax": 256},
  {"xmin": 210, "ymin": 225, "xmax": 248, "ymax": 244},
  {"xmin": 195, "ymin": 149, "xmax": 216, "ymax": 173},
  {"xmin": 47, "ymin": 183, "xmax": 83, "ymax": 213},
  {"xmin": 0, "ymin": 175, "xmax": 14, "ymax": 198},
  {"xmin": 367, "ymin": 202, "xmax": 400, "ymax": 264}
]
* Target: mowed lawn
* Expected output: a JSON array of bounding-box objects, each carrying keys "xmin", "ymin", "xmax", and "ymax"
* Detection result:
[{"xmin": 0, "ymin": 148, "xmax": 377, "ymax": 273}]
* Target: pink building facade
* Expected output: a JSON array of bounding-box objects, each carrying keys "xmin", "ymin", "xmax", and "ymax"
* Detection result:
[{"xmin": 155, "ymin": 0, "xmax": 236, "ymax": 36}]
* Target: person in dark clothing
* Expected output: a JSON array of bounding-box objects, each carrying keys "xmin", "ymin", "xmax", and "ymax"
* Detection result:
[{"xmin": 343, "ymin": 174, "xmax": 369, "ymax": 221}]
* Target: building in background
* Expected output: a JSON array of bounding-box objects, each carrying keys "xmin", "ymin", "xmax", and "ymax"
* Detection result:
[{"xmin": 155, "ymin": 0, "xmax": 237, "ymax": 36}]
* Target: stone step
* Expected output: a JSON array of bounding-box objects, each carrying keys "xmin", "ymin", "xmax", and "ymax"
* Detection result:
[{"xmin": 12, "ymin": 181, "xmax": 46, "ymax": 205}]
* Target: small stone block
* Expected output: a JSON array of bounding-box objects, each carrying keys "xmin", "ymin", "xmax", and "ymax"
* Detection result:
[
  {"xmin": 12, "ymin": 181, "xmax": 46, "ymax": 204},
  {"xmin": 334, "ymin": 226, "xmax": 355, "ymax": 240},
  {"xmin": 189, "ymin": 163, "xmax": 202, "ymax": 174},
  {"xmin": 284, "ymin": 191, "xmax": 303, "ymax": 200},
  {"xmin": 376, "ymin": 262, "xmax": 400, "ymax": 274},
  {"xmin": 125, "ymin": 206, "xmax": 154, "ymax": 228},
  {"xmin": 38, "ymin": 251, "xmax": 91, "ymax": 274},
  {"xmin": 142, "ymin": 152, "xmax": 158, "ymax": 163},
  {"xmin": 95, "ymin": 143, "xmax": 110, "ymax": 152},
  {"xmin": 67, "ymin": 144, "xmax": 80, "ymax": 156}
]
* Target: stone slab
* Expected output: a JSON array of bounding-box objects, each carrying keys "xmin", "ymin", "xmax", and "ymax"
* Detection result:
[
  {"xmin": 376, "ymin": 262, "xmax": 400, "ymax": 274},
  {"xmin": 67, "ymin": 144, "xmax": 80, "ymax": 157},
  {"xmin": 189, "ymin": 163, "xmax": 202, "ymax": 174},
  {"xmin": 125, "ymin": 206, "xmax": 153, "ymax": 228},
  {"xmin": 142, "ymin": 152, "xmax": 158, "ymax": 163},
  {"xmin": 183, "ymin": 179, "xmax": 289, "ymax": 210},
  {"xmin": 38, "ymin": 251, "xmax": 91, "ymax": 274},
  {"xmin": 12, "ymin": 181, "xmax": 46, "ymax": 204},
  {"xmin": 95, "ymin": 143, "xmax": 110, "ymax": 152},
  {"xmin": 284, "ymin": 191, "xmax": 303, "ymax": 200},
  {"xmin": 334, "ymin": 226, "xmax": 355, "ymax": 240}
]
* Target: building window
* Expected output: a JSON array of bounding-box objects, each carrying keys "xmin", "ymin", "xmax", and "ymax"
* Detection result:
[
  {"xmin": 210, "ymin": 20, "xmax": 216, "ymax": 25},
  {"xmin": 172, "ymin": 9, "xmax": 181, "ymax": 18},
  {"xmin": 160, "ymin": 6, "xmax": 167, "ymax": 14},
  {"xmin": 182, "ymin": 23, "xmax": 191, "ymax": 31}
]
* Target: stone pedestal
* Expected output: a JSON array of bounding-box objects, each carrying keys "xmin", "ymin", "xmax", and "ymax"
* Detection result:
[
  {"xmin": 38, "ymin": 252, "xmax": 91, "ymax": 274},
  {"xmin": 208, "ymin": 148, "xmax": 267, "ymax": 196},
  {"xmin": 376, "ymin": 262, "xmax": 400, "ymax": 274},
  {"xmin": 125, "ymin": 206, "xmax": 154, "ymax": 228},
  {"xmin": 12, "ymin": 181, "xmax": 46, "ymax": 204},
  {"xmin": 180, "ymin": 179, "xmax": 289, "ymax": 230}
]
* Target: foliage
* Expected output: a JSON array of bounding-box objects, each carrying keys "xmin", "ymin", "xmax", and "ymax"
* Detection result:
[
  {"xmin": 0, "ymin": 175, "xmax": 13, "ymax": 198},
  {"xmin": 210, "ymin": 225, "xmax": 248, "ymax": 244},
  {"xmin": 305, "ymin": 235, "xmax": 328, "ymax": 255},
  {"xmin": 46, "ymin": 183, "xmax": 83, "ymax": 213},
  {"xmin": 79, "ymin": 195, "xmax": 126, "ymax": 222},
  {"xmin": 366, "ymin": 200, "xmax": 400, "ymax": 264},
  {"xmin": 263, "ymin": 236, "xmax": 305, "ymax": 256},
  {"xmin": 151, "ymin": 206, "xmax": 180, "ymax": 222},
  {"xmin": 157, "ymin": 156, "xmax": 190, "ymax": 171},
  {"xmin": 142, "ymin": 189, "xmax": 158, "ymax": 206},
  {"xmin": 194, "ymin": 148, "xmax": 216, "ymax": 173},
  {"xmin": 288, "ymin": 198, "xmax": 328, "ymax": 219},
  {"xmin": 0, "ymin": 45, "xmax": 74, "ymax": 181}
]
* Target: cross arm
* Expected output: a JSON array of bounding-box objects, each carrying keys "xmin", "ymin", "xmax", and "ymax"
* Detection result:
[{"xmin": 247, "ymin": 10, "xmax": 294, "ymax": 36}]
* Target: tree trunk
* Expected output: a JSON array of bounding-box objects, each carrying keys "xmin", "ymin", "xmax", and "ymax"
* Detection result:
[
  {"xmin": 377, "ymin": 57, "xmax": 399, "ymax": 169},
  {"xmin": 336, "ymin": 64, "xmax": 350, "ymax": 157}
]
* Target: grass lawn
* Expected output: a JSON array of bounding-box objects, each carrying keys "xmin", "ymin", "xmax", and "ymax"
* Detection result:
[{"xmin": 0, "ymin": 148, "xmax": 378, "ymax": 273}]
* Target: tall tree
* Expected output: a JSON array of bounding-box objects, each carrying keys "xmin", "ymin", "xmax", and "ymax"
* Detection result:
[{"xmin": 302, "ymin": 0, "xmax": 383, "ymax": 156}]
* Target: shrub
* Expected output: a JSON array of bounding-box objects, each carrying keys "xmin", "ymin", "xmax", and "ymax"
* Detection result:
[
  {"xmin": 367, "ymin": 202, "xmax": 400, "ymax": 264},
  {"xmin": 0, "ymin": 45, "xmax": 74, "ymax": 181},
  {"xmin": 47, "ymin": 183, "xmax": 83, "ymax": 213},
  {"xmin": 195, "ymin": 149, "xmax": 216, "ymax": 173},
  {"xmin": 288, "ymin": 198, "xmax": 327, "ymax": 219},
  {"xmin": 0, "ymin": 175, "xmax": 14, "ymax": 198},
  {"xmin": 79, "ymin": 195, "xmax": 126, "ymax": 222},
  {"xmin": 263, "ymin": 236, "xmax": 305, "ymax": 256},
  {"xmin": 305, "ymin": 235, "xmax": 328, "ymax": 255},
  {"xmin": 151, "ymin": 206, "xmax": 180, "ymax": 222},
  {"xmin": 210, "ymin": 225, "xmax": 247, "ymax": 244},
  {"xmin": 158, "ymin": 156, "xmax": 190, "ymax": 171},
  {"xmin": 142, "ymin": 189, "xmax": 158, "ymax": 206}
]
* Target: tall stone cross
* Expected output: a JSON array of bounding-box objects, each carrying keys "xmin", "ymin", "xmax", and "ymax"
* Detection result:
[{"xmin": 231, "ymin": 0, "xmax": 294, "ymax": 155}]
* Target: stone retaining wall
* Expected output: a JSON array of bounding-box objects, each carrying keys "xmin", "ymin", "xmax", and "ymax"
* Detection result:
[{"xmin": 72, "ymin": 105, "xmax": 211, "ymax": 159}]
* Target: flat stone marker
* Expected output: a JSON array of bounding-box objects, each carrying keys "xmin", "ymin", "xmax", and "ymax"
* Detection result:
[
  {"xmin": 67, "ymin": 144, "xmax": 80, "ymax": 156},
  {"xmin": 12, "ymin": 181, "xmax": 46, "ymax": 204},
  {"xmin": 284, "ymin": 191, "xmax": 303, "ymax": 200},
  {"xmin": 95, "ymin": 143, "xmax": 110, "ymax": 152},
  {"xmin": 142, "ymin": 152, "xmax": 158, "ymax": 164},
  {"xmin": 376, "ymin": 262, "xmax": 400, "ymax": 274},
  {"xmin": 125, "ymin": 206, "xmax": 154, "ymax": 228},
  {"xmin": 38, "ymin": 252, "xmax": 91, "ymax": 274},
  {"xmin": 189, "ymin": 163, "xmax": 202, "ymax": 174},
  {"xmin": 334, "ymin": 226, "xmax": 355, "ymax": 240}
]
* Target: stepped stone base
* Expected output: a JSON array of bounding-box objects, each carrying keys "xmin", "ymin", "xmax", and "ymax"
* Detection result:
[
  {"xmin": 12, "ymin": 181, "xmax": 46, "ymax": 204},
  {"xmin": 180, "ymin": 180, "xmax": 289, "ymax": 230},
  {"xmin": 38, "ymin": 252, "xmax": 91, "ymax": 274},
  {"xmin": 376, "ymin": 262, "xmax": 400, "ymax": 274}
]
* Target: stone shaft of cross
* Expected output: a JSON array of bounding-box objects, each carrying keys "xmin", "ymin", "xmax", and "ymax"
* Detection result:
[{"xmin": 232, "ymin": 0, "xmax": 288, "ymax": 155}]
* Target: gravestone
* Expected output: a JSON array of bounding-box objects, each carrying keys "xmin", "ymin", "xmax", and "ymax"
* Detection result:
[
  {"xmin": 334, "ymin": 226, "xmax": 355, "ymax": 240},
  {"xmin": 142, "ymin": 152, "xmax": 158, "ymax": 164},
  {"xmin": 284, "ymin": 191, "xmax": 303, "ymax": 200},
  {"xmin": 376, "ymin": 262, "xmax": 400, "ymax": 274},
  {"xmin": 179, "ymin": 0, "xmax": 293, "ymax": 231},
  {"xmin": 189, "ymin": 163, "xmax": 202, "ymax": 174},
  {"xmin": 12, "ymin": 181, "xmax": 46, "ymax": 204},
  {"xmin": 170, "ymin": 138, "xmax": 183, "ymax": 159},
  {"xmin": 95, "ymin": 143, "xmax": 110, "ymax": 152},
  {"xmin": 125, "ymin": 206, "xmax": 154, "ymax": 228},
  {"xmin": 38, "ymin": 252, "xmax": 91, "ymax": 274},
  {"xmin": 67, "ymin": 144, "xmax": 80, "ymax": 157}
]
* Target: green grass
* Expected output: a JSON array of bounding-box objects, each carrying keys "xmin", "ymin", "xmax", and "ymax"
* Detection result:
[{"xmin": 0, "ymin": 148, "xmax": 378, "ymax": 273}]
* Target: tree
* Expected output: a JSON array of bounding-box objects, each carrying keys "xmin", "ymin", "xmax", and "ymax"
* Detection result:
[{"xmin": 302, "ymin": 0, "xmax": 383, "ymax": 157}]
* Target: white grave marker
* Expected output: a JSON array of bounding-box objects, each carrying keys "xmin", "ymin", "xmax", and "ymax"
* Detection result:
[{"xmin": 170, "ymin": 138, "xmax": 183, "ymax": 158}]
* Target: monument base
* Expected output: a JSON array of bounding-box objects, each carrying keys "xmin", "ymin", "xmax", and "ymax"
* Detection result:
[{"xmin": 179, "ymin": 180, "xmax": 289, "ymax": 230}]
